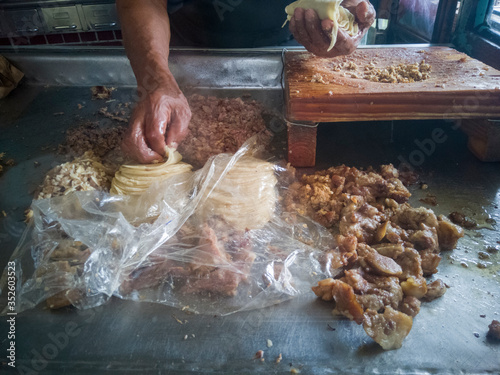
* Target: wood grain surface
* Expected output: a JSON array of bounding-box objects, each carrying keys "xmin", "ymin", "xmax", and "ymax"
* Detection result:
[{"xmin": 285, "ymin": 46, "xmax": 500, "ymax": 122}]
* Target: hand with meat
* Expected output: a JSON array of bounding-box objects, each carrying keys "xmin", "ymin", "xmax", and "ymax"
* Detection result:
[
  {"xmin": 117, "ymin": 0, "xmax": 191, "ymax": 163},
  {"xmin": 288, "ymin": 0, "xmax": 376, "ymax": 58}
]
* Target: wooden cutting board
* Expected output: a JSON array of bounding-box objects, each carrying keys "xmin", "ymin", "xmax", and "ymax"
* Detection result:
[{"xmin": 284, "ymin": 46, "xmax": 500, "ymax": 122}]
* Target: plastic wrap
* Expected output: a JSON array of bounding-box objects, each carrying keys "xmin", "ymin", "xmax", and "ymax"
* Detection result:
[{"xmin": 1, "ymin": 137, "xmax": 342, "ymax": 315}]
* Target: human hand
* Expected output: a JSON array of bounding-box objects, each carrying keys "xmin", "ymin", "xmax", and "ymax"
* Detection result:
[
  {"xmin": 122, "ymin": 88, "xmax": 191, "ymax": 163},
  {"xmin": 289, "ymin": 0, "xmax": 376, "ymax": 58}
]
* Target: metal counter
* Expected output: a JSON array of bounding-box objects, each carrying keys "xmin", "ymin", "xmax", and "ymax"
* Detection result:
[{"xmin": 0, "ymin": 47, "xmax": 499, "ymax": 374}]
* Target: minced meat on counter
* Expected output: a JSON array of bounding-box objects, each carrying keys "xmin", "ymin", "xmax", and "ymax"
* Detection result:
[{"xmin": 178, "ymin": 94, "xmax": 269, "ymax": 168}]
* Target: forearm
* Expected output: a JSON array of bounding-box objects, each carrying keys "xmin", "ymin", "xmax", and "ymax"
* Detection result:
[{"xmin": 116, "ymin": 0, "xmax": 180, "ymax": 94}]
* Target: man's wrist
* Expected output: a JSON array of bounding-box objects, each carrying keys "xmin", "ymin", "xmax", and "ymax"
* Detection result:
[{"xmin": 136, "ymin": 69, "xmax": 181, "ymax": 96}]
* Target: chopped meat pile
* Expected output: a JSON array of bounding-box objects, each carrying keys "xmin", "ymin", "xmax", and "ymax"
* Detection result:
[
  {"xmin": 178, "ymin": 94, "xmax": 269, "ymax": 168},
  {"xmin": 330, "ymin": 59, "xmax": 432, "ymax": 83},
  {"xmin": 36, "ymin": 151, "xmax": 112, "ymax": 199},
  {"xmin": 286, "ymin": 164, "xmax": 463, "ymax": 349},
  {"xmin": 488, "ymin": 320, "xmax": 500, "ymax": 340},
  {"xmin": 58, "ymin": 122, "xmax": 126, "ymax": 159}
]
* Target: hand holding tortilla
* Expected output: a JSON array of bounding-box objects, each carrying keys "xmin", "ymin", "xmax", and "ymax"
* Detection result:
[{"xmin": 286, "ymin": 0, "xmax": 375, "ymax": 57}]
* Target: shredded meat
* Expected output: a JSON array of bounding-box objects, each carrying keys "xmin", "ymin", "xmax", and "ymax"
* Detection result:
[
  {"xmin": 58, "ymin": 122, "xmax": 126, "ymax": 159},
  {"xmin": 178, "ymin": 94, "xmax": 269, "ymax": 168}
]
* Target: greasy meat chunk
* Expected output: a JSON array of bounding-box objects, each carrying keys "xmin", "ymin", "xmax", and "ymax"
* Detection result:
[
  {"xmin": 487, "ymin": 320, "xmax": 500, "ymax": 340},
  {"xmin": 46, "ymin": 289, "xmax": 83, "ymax": 310},
  {"xmin": 120, "ymin": 259, "xmax": 189, "ymax": 295},
  {"xmin": 419, "ymin": 249, "xmax": 441, "ymax": 276},
  {"xmin": 437, "ymin": 215, "xmax": 464, "ymax": 251},
  {"xmin": 340, "ymin": 202, "xmax": 385, "ymax": 243},
  {"xmin": 372, "ymin": 243, "xmax": 404, "ymax": 259},
  {"xmin": 363, "ymin": 306, "xmax": 413, "ymax": 350},
  {"xmin": 343, "ymin": 269, "xmax": 403, "ymax": 312},
  {"xmin": 396, "ymin": 248, "xmax": 424, "ymax": 280},
  {"xmin": 329, "ymin": 279, "xmax": 365, "ymax": 324},
  {"xmin": 357, "ymin": 244, "xmax": 403, "ymax": 277},
  {"xmin": 423, "ymin": 279, "xmax": 447, "ymax": 301},
  {"xmin": 312, "ymin": 278, "xmax": 335, "ymax": 301},
  {"xmin": 408, "ymin": 224, "xmax": 439, "ymax": 252},
  {"xmin": 392, "ymin": 205, "xmax": 439, "ymax": 230},
  {"xmin": 399, "ymin": 296, "xmax": 421, "ymax": 318},
  {"xmin": 355, "ymin": 273, "xmax": 403, "ymax": 312},
  {"xmin": 400, "ymin": 276, "xmax": 427, "ymax": 299},
  {"xmin": 191, "ymin": 224, "xmax": 231, "ymax": 274}
]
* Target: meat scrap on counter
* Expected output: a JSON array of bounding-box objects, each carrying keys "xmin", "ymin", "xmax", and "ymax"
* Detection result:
[
  {"xmin": 91, "ymin": 85, "xmax": 115, "ymax": 100},
  {"xmin": 488, "ymin": 320, "xmax": 500, "ymax": 340},
  {"xmin": 0, "ymin": 152, "xmax": 14, "ymax": 175},
  {"xmin": 327, "ymin": 59, "xmax": 432, "ymax": 84},
  {"xmin": 284, "ymin": 164, "xmax": 464, "ymax": 350}
]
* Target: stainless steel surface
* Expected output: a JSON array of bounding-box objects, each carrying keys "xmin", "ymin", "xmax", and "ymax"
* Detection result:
[
  {"xmin": 0, "ymin": 48, "xmax": 499, "ymax": 374},
  {"xmin": 0, "ymin": 47, "xmax": 284, "ymax": 88}
]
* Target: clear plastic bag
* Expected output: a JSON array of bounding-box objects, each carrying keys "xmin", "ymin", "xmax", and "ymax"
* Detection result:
[{"xmin": 1, "ymin": 136, "xmax": 342, "ymax": 315}]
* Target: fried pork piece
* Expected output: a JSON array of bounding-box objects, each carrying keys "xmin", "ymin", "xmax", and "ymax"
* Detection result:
[
  {"xmin": 363, "ymin": 307, "xmax": 413, "ymax": 350},
  {"xmin": 487, "ymin": 320, "xmax": 500, "ymax": 340},
  {"xmin": 437, "ymin": 215, "xmax": 465, "ymax": 251},
  {"xmin": 422, "ymin": 279, "xmax": 447, "ymax": 301},
  {"xmin": 399, "ymin": 296, "xmax": 421, "ymax": 317},
  {"xmin": 340, "ymin": 201, "xmax": 385, "ymax": 243},
  {"xmin": 357, "ymin": 244, "xmax": 402, "ymax": 277},
  {"xmin": 178, "ymin": 94, "xmax": 269, "ymax": 168}
]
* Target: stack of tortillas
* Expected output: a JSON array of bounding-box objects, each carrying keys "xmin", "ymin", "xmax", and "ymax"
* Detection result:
[
  {"xmin": 110, "ymin": 147, "xmax": 193, "ymax": 196},
  {"xmin": 197, "ymin": 156, "xmax": 277, "ymax": 230}
]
